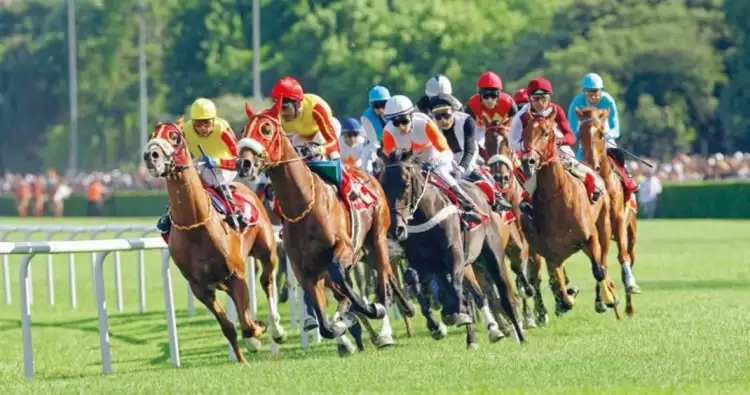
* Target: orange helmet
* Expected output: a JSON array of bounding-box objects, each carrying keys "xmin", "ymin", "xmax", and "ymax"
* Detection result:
[{"xmin": 270, "ymin": 76, "xmax": 304, "ymax": 102}]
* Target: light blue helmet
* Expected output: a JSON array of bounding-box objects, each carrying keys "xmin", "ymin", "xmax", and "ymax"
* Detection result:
[
  {"xmin": 368, "ymin": 85, "xmax": 391, "ymax": 103},
  {"xmin": 582, "ymin": 73, "xmax": 604, "ymax": 90}
]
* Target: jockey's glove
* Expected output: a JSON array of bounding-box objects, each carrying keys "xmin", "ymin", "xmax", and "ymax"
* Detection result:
[
  {"xmin": 203, "ymin": 156, "xmax": 218, "ymax": 169},
  {"xmin": 422, "ymin": 159, "xmax": 440, "ymax": 172}
]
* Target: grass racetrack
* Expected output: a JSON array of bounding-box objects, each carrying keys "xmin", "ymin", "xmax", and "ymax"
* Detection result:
[{"xmin": 0, "ymin": 217, "xmax": 748, "ymax": 394}]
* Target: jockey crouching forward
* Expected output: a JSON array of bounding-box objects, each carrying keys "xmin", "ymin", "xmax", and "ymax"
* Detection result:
[
  {"xmin": 509, "ymin": 77, "xmax": 606, "ymax": 216},
  {"xmin": 416, "ymin": 75, "xmax": 462, "ymax": 115},
  {"xmin": 156, "ymin": 98, "xmax": 247, "ymax": 233},
  {"xmin": 340, "ymin": 118, "xmax": 378, "ymax": 174},
  {"xmin": 270, "ymin": 76, "xmax": 342, "ymax": 161},
  {"xmin": 361, "ymin": 85, "xmax": 391, "ymax": 154},
  {"xmin": 465, "ymin": 71, "xmax": 519, "ymax": 152},
  {"xmin": 428, "ymin": 94, "xmax": 513, "ymax": 211},
  {"xmin": 567, "ymin": 72, "xmax": 639, "ymax": 193},
  {"xmin": 382, "ymin": 95, "xmax": 484, "ymax": 225}
]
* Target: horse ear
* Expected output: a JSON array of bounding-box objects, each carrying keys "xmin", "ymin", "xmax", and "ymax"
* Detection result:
[
  {"xmin": 401, "ymin": 149, "xmax": 414, "ymax": 161},
  {"xmin": 575, "ymin": 108, "xmax": 584, "ymax": 120},
  {"xmin": 599, "ymin": 108, "xmax": 610, "ymax": 120},
  {"xmin": 245, "ymin": 102, "xmax": 255, "ymax": 118},
  {"xmin": 268, "ymin": 99, "xmax": 283, "ymax": 119}
]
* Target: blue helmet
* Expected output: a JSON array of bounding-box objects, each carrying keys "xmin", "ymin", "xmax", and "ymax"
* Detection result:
[
  {"xmin": 581, "ymin": 73, "xmax": 604, "ymax": 90},
  {"xmin": 368, "ymin": 85, "xmax": 391, "ymax": 103},
  {"xmin": 340, "ymin": 117, "xmax": 363, "ymax": 133}
]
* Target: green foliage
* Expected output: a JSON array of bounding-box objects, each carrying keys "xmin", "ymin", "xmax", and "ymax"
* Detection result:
[{"xmin": 1, "ymin": 0, "xmax": 749, "ymax": 173}]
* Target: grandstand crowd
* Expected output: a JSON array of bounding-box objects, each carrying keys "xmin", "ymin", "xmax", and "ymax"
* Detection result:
[{"xmin": 1, "ymin": 151, "xmax": 748, "ymax": 218}]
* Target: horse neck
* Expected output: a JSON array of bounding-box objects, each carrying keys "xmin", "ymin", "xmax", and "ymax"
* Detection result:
[
  {"xmin": 410, "ymin": 166, "xmax": 444, "ymax": 216},
  {"xmin": 267, "ymin": 141, "xmax": 315, "ymax": 214},
  {"xmin": 599, "ymin": 145, "xmax": 613, "ymax": 177},
  {"xmin": 166, "ymin": 166, "xmax": 211, "ymax": 225},
  {"xmin": 536, "ymin": 158, "xmax": 568, "ymax": 201}
]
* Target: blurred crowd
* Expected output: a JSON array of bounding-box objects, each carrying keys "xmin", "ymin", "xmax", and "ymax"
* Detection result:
[{"xmin": 1, "ymin": 152, "xmax": 748, "ymax": 217}]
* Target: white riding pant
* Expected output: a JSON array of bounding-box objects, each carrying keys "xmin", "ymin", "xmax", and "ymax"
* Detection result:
[
  {"xmin": 432, "ymin": 161, "xmax": 459, "ymax": 188},
  {"xmin": 199, "ymin": 167, "xmax": 237, "ymax": 189},
  {"xmin": 290, "ymin": 119, "xmax": 343, "ymax": 160}
]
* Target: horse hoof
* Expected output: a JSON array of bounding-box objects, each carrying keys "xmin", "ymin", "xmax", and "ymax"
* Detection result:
[
  {"xmin": 455, "ymin": 313, "xmax": 473, "ymax": 327},
  {"xmin": 303, "ymin": 317, "xmax": 319, "ymax": 332},
  {"xmin": 441, "ymin": 313, "xmax": 458, "ymax": 326},
  {"xmin": 627, "ymin": 284, "xmax": 642, "ymax": 295},
  {"xmin": 523, "ymin": 317, "xmax": 537, "ymax": 329},
  {"xmin": 467, "ymin": 342, "xmax": 480, "ymax": 350},
  {"xmin": 566, "ymin": 286, "xmax": 580, "ymax": 298},
  {"xmin": 375, "ymin": 334, "xmax": 395, "ymax": 348},
  {"xmin": 330, "ymin": 321, "xmax": 348, "ymax": 337},
  {"xmin": 243, "ymin": 337, "xmax": 261, "ymax": 353},
  {"xmin": 523, "ymin": 286, "xmax": 536, "ymax": 298},
  {"xmin": 606, "ymin": 296, "xmax": 619, "ymax": 309},
  {"xmin": 373, "ymin": 303, "xmax": 387, "ymax": 319},
  {"xmin": 272, "ymin": 328, "xmax": 287, "ymax": 344},
  {"xmin": 337, "ymin": 342, "xmax": 356, "ymax": 357},
  {"xmin": 488, "ymin": 327, "xmax": 505, "ymax": 343},
  {"xmin": 431, "ymin": 323, "xmax": 448, "ymax": 340},
  {"xmin": 594, "ymin": 301, "xmax": 607, "ymax": 313},
  {"xmin": 537, "ymin": 314, "xmax": 549, "ymax": 327},
  {"xmin": 404, "ymin": 302, "xmax": 417, "ymax": 317}
]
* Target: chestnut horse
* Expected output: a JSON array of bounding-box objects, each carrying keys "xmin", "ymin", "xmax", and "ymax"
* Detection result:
[
  {"xmin": 520, "ymin": 110, "xmax": 622, "ymax": 319},
  {"xmin": 482, "ymin": 120, "xmax": 549, "ymax": 328},
  {"xmin": 235, "ymin": 102, "xmax": 413, "ymax": 356},
  {"xmin": 142, "ymin": 121, "xmax": 285, "ymax": 364},
  {"xmin": 576, "ymin": 107, "xmax": 640, "ymax": 316}
]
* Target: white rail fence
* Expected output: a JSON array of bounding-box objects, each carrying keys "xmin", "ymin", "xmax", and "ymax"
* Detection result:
[{"xmin": 0, "ymin": 224, "xmax": 327, "ymax": 379}]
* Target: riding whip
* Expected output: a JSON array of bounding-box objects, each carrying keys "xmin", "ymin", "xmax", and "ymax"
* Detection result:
[{"xmin": 198, "ymin": 144, "xmax": 239, "ymax": 230}]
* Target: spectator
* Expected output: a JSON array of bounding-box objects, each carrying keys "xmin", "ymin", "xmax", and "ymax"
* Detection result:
[
  {"xmin": 639, "ymin": 170, "xmax": 663, "ymax": 218},
  {"xmin": 86, "ymin": 176, "xmax": 107, "ymax": 216},
  {"xmin": 52, "ymin": 177, "xmax": 72, "ymax": 217}
]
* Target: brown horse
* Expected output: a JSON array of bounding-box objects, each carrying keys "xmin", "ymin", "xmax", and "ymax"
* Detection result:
[
  {"xmin": 520, "ymin": 109, "xmax": 621, "ymax": 319},
  {"xmin": 142, "ymin": 120, "xmax": 285, "ymax": 364},
  {"xmin": 482, "ymin": 120, "xmax": 548, "ymax": 328},
  {"xmin": 235, "ymin": 102, "xmax": 414, "ymax": 356},
  {"xmin": 576, "ymin": 107, "xmax": 640, "ymax": 316}
]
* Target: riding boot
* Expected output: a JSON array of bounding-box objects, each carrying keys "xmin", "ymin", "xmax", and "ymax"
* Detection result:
[
  {"xmin": 493, "ymin": 191, "xmax": 513, "ymax": 211},
  {"xmin": 156, "ymin": 205, "xmax": 171, "ymax": 233},
  {"xmin": 448, "ymin": 185, "xmax": 484, "ymax": 225},
  {"xmin": 228, "ymin": 209, "xmax": 248, "ymax": 229}
]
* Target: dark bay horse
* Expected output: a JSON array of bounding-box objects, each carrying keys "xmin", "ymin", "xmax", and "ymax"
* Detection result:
[
  {"xmin": 520, "ymin": 109, "xmax": 622, "ymax": 320},
  {"xmin": 483, "ymin": 120, "xmax": 548, "ymax": 328},
  {"xmin": 142, "ymin": 120, "xmax": 285, "ymax": 363},
  {"xmin": 576, "ymin": 107, "xmax": 640, "ymax": 316},
  {"xmin": 380, "ymin": 150, "xmax": 524, "ymax": 347},
  {"xmin": 235, "ymin": 102, "xmax": 413, "ymax": 356}
]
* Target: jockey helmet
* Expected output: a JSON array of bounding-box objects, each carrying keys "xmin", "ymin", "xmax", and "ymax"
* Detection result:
[
  {"xmin": 582, "ymin": 73, "xmax": 604, "ymax": 90},
  {"xmin": 428, "ymin": 94, "xmax": 456, "ymax": 111},
  {"xmin": 513, "ymin": 88, "xmax": 529, "ymax": 103},
  {"xmin": 368, "ymin": 85, "xmax": 391, "ymax": 103},
  {"xmin": 340, "ymin": 117, "xmax": 363, "ymax": 133},
  {"xmin": 425, "ymin": 75, "xmax": 452, "ymax": 97},
  {"xmin": 270, "ymin": 76, "xmax": 304, "ymax": 102},
  {"xmin": 190, "ymin": 98, "xmax": 217, "ymax": 120},
  {"xmin": 527, "ymin": 77, "xmax": 553, "ymax": 95},
  {"xmin": 477, "ymin": 71, "xmax": 503, "ymax": 90},
  {"xmin": 384, "ymin": 95, "xmax": 415, "ymax": 119}
]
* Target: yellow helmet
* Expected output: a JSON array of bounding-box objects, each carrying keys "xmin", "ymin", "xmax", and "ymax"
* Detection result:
[{"xmin": 190, "ymin": 98, "xmax": 217, "ymax": 120}]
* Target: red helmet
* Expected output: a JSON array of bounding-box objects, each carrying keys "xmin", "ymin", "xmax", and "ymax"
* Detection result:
[
  {"xmin": 513, "ymin": 88, "xmax": 529, "ymax": 103},
  {"xmin": 477, "ymin": 71, "xmax": 503, "ymax": 90},
  {"xmin": 527, "ymin": 77, "xmax": 553, "ymax": 95},
  {"xmin": 270, "ymin": 76, "xmax": 304, "ymax": 102}
]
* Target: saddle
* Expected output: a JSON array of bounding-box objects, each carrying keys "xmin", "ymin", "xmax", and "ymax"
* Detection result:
[
  {"xmin": 606, "ymin": 148, "xmax": 640, "ymax": 205},
  {"xmin": 205, "ymin": 185, "xmax": 261, "ymax": 230},
  {"xmin": 425, "ymin": 172, "xmax": 490, "ymax": 231}
]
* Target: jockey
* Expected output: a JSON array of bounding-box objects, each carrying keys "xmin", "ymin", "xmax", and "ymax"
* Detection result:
[
  {"xmin": 382, "ymin": 95, "xmax": 484, "ymax": 225},
  {"xmin": 513, "ymin": 88, "xmax": 529, "ymax": 110},
  {"xmin": 465, "ymin": 71, "xmax": 519, "ymax": 149},
  {"xmin": 340, "ymin": 117, "xmax": 378, "ymax": 173},
  {"xmin": 156, "ymin": 97, "xmax": 246, "ymax": 233},
  {"xmin": 568, "ymin": 72, "xmax": 639, "ymax": 193},
  {"xmin": 361, "ymin": 85, "xmax": 390, "ymax": 153},
  {"xmin": 269, "ymin": 76, "xmax": 341, "ymax": 160},
  {"xmin": 416, "ymin": 75, "xmax": 462, "ymax": 115},
  {"xmin": 509, "ymin": 77, "xmax": 605, "ymax": 214},
  {"xmin": 428, "ymin": 94, "xmax": 513, "ymax": 211}
]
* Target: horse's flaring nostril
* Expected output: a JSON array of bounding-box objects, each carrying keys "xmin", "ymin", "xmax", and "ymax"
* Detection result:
[{"xmin": 151, "ymin": 151, "xmax": 159, "ymax": 159}]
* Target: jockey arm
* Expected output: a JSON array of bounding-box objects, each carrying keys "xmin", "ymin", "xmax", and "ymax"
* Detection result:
[
  {"xmin": 602, "ymin": 93, "xmax": 621, "ymax": 140},
  {"xmin": 360, "ymin": 115, "xmax": 381, "ymax": 149},
  {"xmin": 554, "ymin": 105, "xmax": 576, "ymax": 146},
  {"xmin": 458, "ymin": 116, "xmax": 479, "ymax": 170},
  {"xmin": 567, "ymin": 93, "xmax": 586, "ymax": 138},
  {"xmin": 311, "ymin": 103, "xmax": 340, "ymax": 155},
  {"xmin": 508, "ymin": 112, "xmax": 524, "ymax": 151}
]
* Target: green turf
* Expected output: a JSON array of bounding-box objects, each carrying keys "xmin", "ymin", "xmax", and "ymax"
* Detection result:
[{"xmin": 0, "ymin": 217, "xmax": 749, "ymax": 394}]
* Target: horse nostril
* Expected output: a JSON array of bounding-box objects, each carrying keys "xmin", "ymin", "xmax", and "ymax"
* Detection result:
[{"xmin": 151, "ymin": 151, "xmax": 159, "ymax": 159}]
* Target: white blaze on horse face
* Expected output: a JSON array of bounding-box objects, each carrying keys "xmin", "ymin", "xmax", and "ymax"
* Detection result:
[
  {"xmin": 143, "ymin": 139, "xmax": 175, "ymax": 178},
  {"xmin": 237, "ymin": 138, "xmax": 267, "ymax": 156}
]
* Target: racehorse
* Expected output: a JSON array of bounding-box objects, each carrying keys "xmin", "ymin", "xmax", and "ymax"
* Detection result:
[
  {"xmin": 520, "ymin": 109, "xmax": 622, "ymax": 319},
  {"xmin": 482, "ymin": 120, "xmax": 549, "ymax": 328},
  {"xmin": 142, "ymin": 120, "xmax": 285, "ymax": 364},
  {"xmin": 576, "ymin": 107, "xmax": 640, "ymax": 316},
  {"xmin": 235, "ymin": 101, "xmax": 414, "ymax": 356},
  {"xmin": 380, "ymin": 150, "xmax": 524, "ymax": 347}
]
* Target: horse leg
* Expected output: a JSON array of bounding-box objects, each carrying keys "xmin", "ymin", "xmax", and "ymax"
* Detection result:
[
  {"xmin": 255, "ymin": 248, "xmax": 286, "ymax": 343},
  {"xmin": 442, "ymin": 247, "xmax": 472, "ymax": 327},
  {"xmin": 405, "ymin": 266, "xmax": 446, "ymax": 339},
  {"xmin": 463, "ymin": 291, "xmax": 480, "ymax": 350},
  {"xmin": 481, "ymin": 240, "xmax": 524, "ymax": 343},
  {"xmin": 548, "ymin": 260, "xmax": 575, "ymax": 316},
  {"xmin": 614, "ymin": 213, "xmax": 637, "ymax": 314},
  {"xmin": 369, "ymin": 233, "xmax": 397, "ymax": 348},
  {"xmin": 465, "ymin": 264, "xmax": 504, "ymax": 343},
  {"xmin": 626, "ymin": 216, "xmax": 638, "ymax": 316},
  {"xmin": 528, "ymin": 252, "xmax": 549, "ymax": 326},
  {"xmin": 226, "ymin": 274, "xmax": 265, "ymax": 352},
  {"xmin": 389, "ymin": 263, "xmax": 415, "ymax": 337},
  {"xmin": 301, "ymin": 275, "xmax": 357, "ymax": 356},
  {"xmin": 276, "ymin": 245, "xmax": 289, "ymax": 304},
  {"xmin": 191, "ymin": 284, "xmax": 245, "ymax": 363},
  {"xmin": 587, "ymin": 214, "xmax": 623, "ymax": 320},
  {"xmin": 509, "ymin": 225, "xmax": 535, "ymax": 298}
]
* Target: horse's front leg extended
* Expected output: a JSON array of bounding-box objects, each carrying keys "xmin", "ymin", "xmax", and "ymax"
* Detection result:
[
  {"xmin": 327, "ymin": 241, "xmax": 387, "ymax": 320},
  {"xmin": 443, "ymin": 247, "xmax": 472, "ymax": 327}
]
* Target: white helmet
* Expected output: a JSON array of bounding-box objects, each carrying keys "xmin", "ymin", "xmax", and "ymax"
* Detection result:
[
  {"xmin": 425, "ymin": 75, "xmax": 453, "ymax": 97},
  {"xmin": 384, "ymin": 95, "xmax": 415, "ymax": 118}
]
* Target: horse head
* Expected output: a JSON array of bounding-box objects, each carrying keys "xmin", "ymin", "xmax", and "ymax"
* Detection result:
[
  {"xmin": 236, "ymin": 100, "xmax": 294, "ymax": 179},
  {"xmin": 484, "ymin": 117, "xmax": 515, "ymax": 188},
  {"xmin": 576, "ymin": 107, "xmax": 609, "ymax": 172},
  {"xmin": 142, "ymin": 118, "xmax": 191, "ymax": 178},
  {"xmin": 379, "ymin": 149, "xmax": 421, "ymax": 241},
  {"xmin": 520, "ymin": 109, "xmax": 558, "ymax": 179}
]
